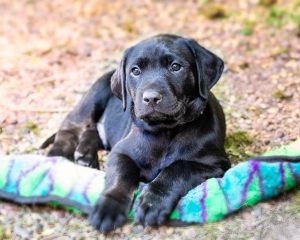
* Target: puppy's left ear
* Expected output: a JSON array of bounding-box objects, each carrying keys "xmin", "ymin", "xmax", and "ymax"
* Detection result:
[
  {"xmin": 111, "ymin": 48, "xmax": 131, "ymax": 111},
  {"xmin": 185, "ymin": 38, "xmax": 224, "ymax": 102}
]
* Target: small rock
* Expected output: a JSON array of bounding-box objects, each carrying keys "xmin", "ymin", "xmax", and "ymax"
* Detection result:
[
  {"xmin": 253, "ymin": 206, "xmax": 263, "ymax": 219},
  {"xmin": 78, "ymin": 43, "xmax": 92, "ymax": 57},
  {"xmin": 122, "ymin": 224, "xmax": 132, "ymax": 235},
  {"xmin": 14, "ymin": 226, "xmax": 33, "ymax": 239},
  {"xmin": 166, "ymin": 227, "xmax": 175, "ymax": 235}
]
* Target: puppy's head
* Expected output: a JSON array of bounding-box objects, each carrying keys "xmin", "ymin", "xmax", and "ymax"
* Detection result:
[{"xmin": 111, "ymin": 34, "xmax": 224, "ymax": 130}]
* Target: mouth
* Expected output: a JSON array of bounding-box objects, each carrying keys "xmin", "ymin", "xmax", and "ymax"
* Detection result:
[
  {"xmin": 141, "ymin": 115, "xmax": 177, "ymax": 125},
  {"xmin": 136, "ymin": 108, "xmax": 183, "ymax": 125},
  {"xmin": 133, "ymin": 99, "xmax": 187, "ymax": 127}
]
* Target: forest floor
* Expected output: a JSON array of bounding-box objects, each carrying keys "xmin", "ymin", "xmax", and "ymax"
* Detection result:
[{"xmin": 0, "ymin": 0, "xmax": 300, "ymax": 239}]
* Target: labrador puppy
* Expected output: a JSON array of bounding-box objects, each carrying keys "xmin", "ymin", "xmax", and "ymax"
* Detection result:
[{"xmin": 41, "ymin": 34, "xmax": 231, "ymax": 232}]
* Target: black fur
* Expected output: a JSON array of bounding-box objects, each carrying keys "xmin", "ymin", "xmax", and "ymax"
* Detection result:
[{"xmin": 42, "ymin": 34, "xmax": 231, "ymax": 232}]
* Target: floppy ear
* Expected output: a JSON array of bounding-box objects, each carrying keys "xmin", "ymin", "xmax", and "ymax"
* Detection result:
[
  {"xmin": 185, "ymin": 38, "xmax": 224, "ymax": 102},
  {"xmin": 110, "ymin": 49, "xmax": 130, "ymax": 111}
]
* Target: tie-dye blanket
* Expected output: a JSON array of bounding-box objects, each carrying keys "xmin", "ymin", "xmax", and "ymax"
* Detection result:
[{"xmin": 0, "ymin": 140, "xmax": 299, "ymax": 224}]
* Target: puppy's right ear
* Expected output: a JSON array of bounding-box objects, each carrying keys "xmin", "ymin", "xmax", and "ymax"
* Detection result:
[
  {"xmin": 183, "ymin": 38, "xmax": 224, "ymax": 103},
  {"xmin": 111, "ymin": 48, "xmax": 131, "ymax": 111}
]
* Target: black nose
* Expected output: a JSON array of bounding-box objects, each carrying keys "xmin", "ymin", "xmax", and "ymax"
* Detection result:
[{"xmin": 143, "ymin": 90, "xmax": 162, "ymax": 105}]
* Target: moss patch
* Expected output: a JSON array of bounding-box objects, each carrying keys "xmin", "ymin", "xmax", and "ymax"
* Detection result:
[
  {"xmin": 202, "ymin": 222, "xmax": 220, "ymax": 239},
  {"xmin": 259, "ymin": 0, "xmax": 277, "ymax": 7},
  {"xmin": 285, "ymin": 188, "xmax": 300, "ymax": 218},
  {"xmin": 273, "ymin": 89, "xmax": 293, "ymax": 100},
  {"xmin": 23, "ymin": 120, "xmax": 39, "ymax": 136},
  {"xmin": 0, "ymin": 225, "xmax": 10, "ymax": 240},
  {"xmin": 198, "ymin": 3, "xmax": 227, "ymax": 20},
  {"xmin": 225, "ymin": 131, "xmax": 255, "ymax": 164}
]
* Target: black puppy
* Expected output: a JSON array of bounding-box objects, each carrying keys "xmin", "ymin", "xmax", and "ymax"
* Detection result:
[{"xmin": 41, "ymin": 34, "xmax": 231, "ymax": 232}]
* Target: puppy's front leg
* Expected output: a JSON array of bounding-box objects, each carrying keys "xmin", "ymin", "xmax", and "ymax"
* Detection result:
[
  {"xmin": 135, "ymin": 159, "xmax": 228, "ymax": 226},
  {"xmin": 89, "ymin": 152, "xmax": 140, "ymax": 233}
]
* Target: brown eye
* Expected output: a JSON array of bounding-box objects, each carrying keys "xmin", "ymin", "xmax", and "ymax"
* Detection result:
[
  {"xmin": 131, "ymin": 67, "xmax": 141, "ymax": 76},
  {"xmin": 170, "ymin": 63, "xmax": 182, "ymax": 72}
]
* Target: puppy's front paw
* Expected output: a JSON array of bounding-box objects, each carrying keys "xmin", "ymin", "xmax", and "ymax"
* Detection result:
[
  {"xmin": 134, "ymin": 187, "xmax": 173, "ymax": 226},
  {"xmin": 89, "ymin": 195, "xmax": 128, "ymax": 233}
]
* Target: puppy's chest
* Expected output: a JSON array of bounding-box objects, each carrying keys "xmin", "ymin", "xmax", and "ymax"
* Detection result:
[{"xmin": 135, "ymin": 137, "xmax": 194, "ymax": 182}]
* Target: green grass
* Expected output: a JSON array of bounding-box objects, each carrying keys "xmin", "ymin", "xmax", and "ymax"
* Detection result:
[
  {"xmin": 241, "ymin": 20, "xmax": 255, "ymax": 36},
  {"xmin": 291, "ymin": 13, "xmax": 300, "ymax": 34},
  {"xmin": 263, "ymin": 1, "xmax": 300, "ymax": 35},
  {"xmin": 266, "ymin": 6, "xmax": 288, "ymax": 28}
]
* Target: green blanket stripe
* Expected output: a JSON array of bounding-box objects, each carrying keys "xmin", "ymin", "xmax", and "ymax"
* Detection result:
[
  {"xmin": 19, "ymin": 163, "xmax": 51, "ymax": 197},
  {"xmin": 205, "ymin": 179, "xmax": 228, "ymax": 222},
  {"xmin": 244, "ymin": 174, "xmax": 261, "ymax": 206},
  {"xmin": 263, "ymin": 140, "xmax": 300, "ymax": 156},
  {"xmin": 283, "ymin": 162, "xmax": 295, "ymax": 191}
]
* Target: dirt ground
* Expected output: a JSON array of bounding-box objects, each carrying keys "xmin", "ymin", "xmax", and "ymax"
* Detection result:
[{"xmin": 0, "ymin": 0, "xmax": 300, "ymax": 239}]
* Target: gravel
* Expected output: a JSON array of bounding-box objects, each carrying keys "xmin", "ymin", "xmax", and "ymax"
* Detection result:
[{"xmin": 1, "ymin": 0, "xmax": 300, "ymax": 239}]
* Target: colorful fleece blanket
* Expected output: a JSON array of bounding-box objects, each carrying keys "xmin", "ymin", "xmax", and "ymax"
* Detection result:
[{"xmin": 0, "ymin": 139, "xmax": 300, "ymax": 224}]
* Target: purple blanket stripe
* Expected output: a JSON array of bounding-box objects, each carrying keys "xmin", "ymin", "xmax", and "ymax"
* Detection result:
[{"xmin": 200, "ymin": 181, "xmax": 207, "ymax": 222}]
